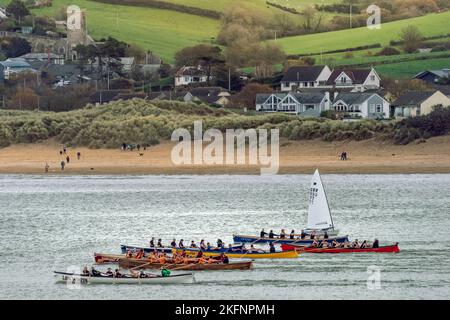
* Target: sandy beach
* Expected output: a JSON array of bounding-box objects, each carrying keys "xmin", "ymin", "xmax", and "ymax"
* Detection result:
[{"xmin": 0, "ymin": 136, "xmax": 450, "ymax": 174}]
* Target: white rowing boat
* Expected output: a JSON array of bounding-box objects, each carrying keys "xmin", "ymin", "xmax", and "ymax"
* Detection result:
[{"xmin": 54, "ymin": 271, "xmax": 195, "ymax": 285}]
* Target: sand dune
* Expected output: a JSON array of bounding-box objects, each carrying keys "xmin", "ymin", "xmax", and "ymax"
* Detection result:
[{"xmin": 0, "ymin": 136, "xmax": 449, "ymax": 174}]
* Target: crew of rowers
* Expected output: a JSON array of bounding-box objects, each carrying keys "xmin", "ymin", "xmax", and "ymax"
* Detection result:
[
  {"xmin": 260, "ymin": 229, "xmax": 330, "ymax": 240},
  {"xmin": 82, "ymin": 266, "xmax": 169, "ymax": 278},
  {"xmin": 147, "ymin": 237, "xmax": 226, "ymax": 251},
  {"xmin": 310, "ymin": 238, "xmax": 379, "ymax": 249},
  {"xmin": 125, "ymin": 247, "xmax": 230, "ymax": 264}
]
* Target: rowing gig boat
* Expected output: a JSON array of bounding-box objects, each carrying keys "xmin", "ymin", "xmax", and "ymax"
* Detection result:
[
  {"xmin": 117, "ymin": 257, "xmax": 253, "ymax": 271},
  {"xmin": 178, "ymin": 248, "xmax": 299, "ymax": 259},
  {"xmin": 281, "ymin": 243, "xmax": 400, "ymax": 253},
  {"xmin": 94, "ymin": 253, "xmax": 214, "ymax": 265},
  {"xmin": 232, "ymin": 234, "xmax": 348, "ymax": 245},
  {"xmin": 54, "ymin": 271, "xmax": 194, "ymax": 284}
]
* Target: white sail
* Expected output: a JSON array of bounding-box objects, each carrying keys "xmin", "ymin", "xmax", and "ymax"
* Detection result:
[{"xmin": 306, "ymin": 169, "xmax": 334, "ymax": 231}]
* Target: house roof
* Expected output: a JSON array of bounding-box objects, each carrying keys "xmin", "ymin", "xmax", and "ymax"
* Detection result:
[
  {"xmin": 392, "ymin": 90, "xmax": 437, "ymax": 106},
  {"xmin": 281, "ymin": 66, "xmax": 326, "ymax": 82},
  {"xmin": 333, "ymin": 92, "xmax": 378, "ymax": 105},
  {"xmin": 20, "ymin": 53, "xmax": 64, "ymax": 60},
  {"xmin": 90, "ymin": 90, "xmax": 130, "ymax": 104},
  {"xmin": 326, "ymin": 69, "xmax": 372, "ymax": 85},
  {"xmin": 175, "ymin": 66, "xmax": 206, "ymax": 77},
  {"xmin": 256, "ymin": 92, "xmax": 325, "ymax": 105},
  {"xmin": 0, "ymin": 59, "xmax": 32, "ymax": 68},
  {"xmin": 189, "ymin": 86, "xmax": 227, "ymax": 97},
  {"xmin": 414, "ymin": 69, "xmax": 450, "ymax": 79}
]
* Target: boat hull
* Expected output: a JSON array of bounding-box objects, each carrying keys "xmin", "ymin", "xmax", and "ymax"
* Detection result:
[
  {"xmin": 281, "ymin": 243, "xmax": 400, "ymax": 253},
  {"xmin": 54, "ymin": 271, "xmax": 194, "ymax": 284},
  {"xmin": 118, "ymin": 258, "xmax": 253, "ymax": 271},
  {"xmin": 233, "ymin": 234, "xmax": 348, "ymax": 245},
  {"xmin": 178, "ymin": 248, "xmax": 299, "ymax": 259}
]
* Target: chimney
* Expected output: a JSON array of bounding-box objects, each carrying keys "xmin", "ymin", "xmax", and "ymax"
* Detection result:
[{"xmin": 333, "ymin": 91, "xmax": 339, "ymax": 100}]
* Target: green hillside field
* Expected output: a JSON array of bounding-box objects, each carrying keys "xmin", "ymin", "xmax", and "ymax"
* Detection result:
[
  {"xmin": 276, "ymin": 11, "xmax": 450, "ymax": 55},
  {"xmin": 0, "ymin": 0, "xmax": 220, "ymax": 63}
]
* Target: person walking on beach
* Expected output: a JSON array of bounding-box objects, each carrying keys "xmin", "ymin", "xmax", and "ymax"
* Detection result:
[
  {"xmin": 63, "ymin": 147, "xmax": 67, "ymax": 154},
  {"xmin": 60, "ymin": 161, "xmax": 65, "ymax": 171},
  {"xmin": 77, "ymin": 152, "xmax": 81, "ymax": 160},
  {"xmin": 66, "ymin": 155, "xmax": 70, "ymax": 164},
  {"xmin": 59, "ymin": 150, "xmax": 63, "ymax": 156},
  {"xmin": 137, "ymin": 144, "xmax": 141, "ymax": 152},
  {"xmin": 45, "ymin": 163, "xmax": 49, "ymax": 173}
]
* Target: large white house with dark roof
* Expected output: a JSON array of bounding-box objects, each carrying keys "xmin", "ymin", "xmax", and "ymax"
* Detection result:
[
  {"xmin": 281, "ymin": 65, "xmax": 381, "ymax": 92},
  {"xmin": 332, "ymin": 92, "xmax": 390, "ymax": 119}
]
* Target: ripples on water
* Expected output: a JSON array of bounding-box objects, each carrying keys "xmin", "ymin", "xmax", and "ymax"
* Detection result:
[{"xmin": 0, "ymin": 174, "xmax": 449, "ymax": 299}]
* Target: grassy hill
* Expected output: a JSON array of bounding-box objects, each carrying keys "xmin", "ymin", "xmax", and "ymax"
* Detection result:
[
  {"xmin": 276, "ymin": 11, "xmax": 450, "ymax": 55},
  {"xmin": 0, "ymin": 0, "xmax": 220, "ymax": 63}
]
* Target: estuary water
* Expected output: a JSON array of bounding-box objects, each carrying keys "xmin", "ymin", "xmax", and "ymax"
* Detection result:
[{"xmin": 0, "ymin": 174, "xmax": 449, "ymax": 300}]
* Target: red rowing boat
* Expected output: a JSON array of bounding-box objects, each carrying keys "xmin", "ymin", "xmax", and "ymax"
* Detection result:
[{"xmin": 281, "ymin": 243, "xmax": 400, "ymax": 253}]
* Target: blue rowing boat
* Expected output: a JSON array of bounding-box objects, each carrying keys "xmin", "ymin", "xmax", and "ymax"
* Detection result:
[{"xmin": 232, "ymin": 234, "xmax": 349, "ymax": 245}]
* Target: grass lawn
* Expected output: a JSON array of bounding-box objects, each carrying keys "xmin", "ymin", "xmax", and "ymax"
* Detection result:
[
  {"xmin": 276, "ymin": 11, "xmax": 450, "ymax": 55},
  {"xmin": 375, "ymin": 58, "xmax": 450, "ymax": 79},
  {"xmin": 0, "ymin": 0, "xmax": 219, "ymax": 63}
]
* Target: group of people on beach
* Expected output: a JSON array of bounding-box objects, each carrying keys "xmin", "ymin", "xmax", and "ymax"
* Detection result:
[
  {"xmin": 121, "ymin": 143, "xmax": 147, "ymax": 152},
  {"xmin": 45, "ymin": 146, "xmax": 82, "ymax": 172}
]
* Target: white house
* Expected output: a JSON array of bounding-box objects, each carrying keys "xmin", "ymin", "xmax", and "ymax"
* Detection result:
[
  {"xmin": 174, "ymin": 66, "xmax": 209, "ymax": 87},
  {"xmin": 392, "ymin": 90, "xmax": 450, "ymax": 118},
  {"xmin": 324, "ymin": 68, "xmax": 381, "ymax": 92},
  {"xmin": 281, "ymin": 65, "xmax": 332, "ymax": 91},
  {"xmin": 281, "ymin": 65, "xmax": 381, "ymax": 92},
  {"xmin": 256, "ymin": 92, "xmax": 330, "ymax": 117},
  {"xmin": 332, "ymin": 92, "xmax": 390, "ymax": 119}
]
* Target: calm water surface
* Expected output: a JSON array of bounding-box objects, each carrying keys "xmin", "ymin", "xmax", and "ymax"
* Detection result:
[{"xmin": 0, "ymin": 174, "xmax": 449, "ymax": 299}]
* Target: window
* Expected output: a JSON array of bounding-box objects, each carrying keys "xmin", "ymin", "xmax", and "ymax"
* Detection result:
[
  {"xmin": 340, "ymin": 77, "xmax": 347, "ymax": 83},
  {"xmin": 303, "ymin": 82, "xmax": 308, "ymax": 87},
  {"xmin": 369, "ymin": 104, "xmax": 375, "ymax": 113},
  {"xmin": 310, "ymin": 82, "xmax": 315, "ymax": 87},
  {"xmin": 184, "ymin": 76, "xmax": 189, "ymax": 82},
  {"xmin": 370, "ymin": 75, "xmax": 375, "ymax": 81},
  {"xmin": 376, "ymin": 104, "xmax": 382, "ymax": 113},
  {"xmin": 305, "ymin": 105, "xmax": 315, "ymax": 110}
]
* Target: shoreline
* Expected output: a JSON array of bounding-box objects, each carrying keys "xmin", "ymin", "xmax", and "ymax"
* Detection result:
[{"xmin": 1, "ymin": 137, "xmax": 450, "ymax": 175}]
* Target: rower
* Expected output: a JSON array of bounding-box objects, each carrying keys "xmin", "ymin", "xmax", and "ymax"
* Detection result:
[
  {"xmin": 180, "ymin": 249, "xmax": 186, "ymax": 257},
  {"xmin": 82, "ymin": 266, "xmax": 89, "ymax": 276},
  {"xmin": 300, "ymin": 230, "xmax": 306, "ymax": 240},
  {"xmin": 311, "ymin": 240, "xmax": 319, "ymax": 248},
  {"xmin": 126, "ymin": 250, "xmax": 133, "ymax": 258},
  {"xmin": 269, "ymin": 230, "xmax": 275, "ymax": 238},
  {"xmin": 249, "ymin": 244, "xmax": 256, "ymax": 253},
  {"xmin": 200, "ymin": 239, "xmax": 206, "ymax": 250},
  {"xmin": 289, "ymin": 230, "xmax": 295, "ymax": 239},
  {"xmin": 324, "ymin": 232, "xmax": 329, "ymax": 239},
  {"xmin": 179, "ymin": 239, "xmax": 185, "ymax": 248},
  {"xmin": 149, "ymin": 237, "xmax": 155, "ymax": 247},
  {"xmin": 269, "ymin": 242, "xmax": 276, "ymax": 253},
  {"xmin": 139, "ymin": 270, "xmax": 147, "ymax": 278},
  {"xmin": 90, "ymin": 267, "xmax": 101, "ymax": 276},
  {"xmin": 372, "ymin": 239, "xmax": 379, "ymax": 248},
  {"xmin": 217, "ymin": 239, "xmax": 223, "ymax": 248},
  {"xmin": 320, "ymin": 241, "xmax": 328, "ymax": 248},
  {"xmin": 159, "ymin": 253, "xmax": 167, "ymax": 264},
  {"xmin": 135, "ymin": 249, "xmax": 144, "ymax": 259},
  {"xmin": 190, "ymin": 240, "xmax": 197, "ymax": 248},
  {"xmin": 360, "ymin": 240, "xmax": 367, "ymax": 249},
  {"xmin": 170, "ymin": 239, "xmax": 176, "ymax": 247},
  {"xmin": 332, "ymin": 239, "xmax": 339, "ymax": 248},
  {"xmin": 227, "ymin": 244, "xmax": 234, "ymax": 253},
  {"xmin": 105, "ymin": 267, "xmax": 114, "ymax": 277},
  {"xmin": 149, "ymin": 251, "xmax": 158, "ymax": 263},
  {"xmin": 157, "ymin": 239, "xmax": 163, "ymax": 248},
  {"xmin": 222, "ymin": 254, "xmax": 229, "ymax": 264},
  {"xmin": 206, "ymin": 242, "xmax": 212, "ymax": 250},
  {"xmin": 310, "ymin": 231, "xmax": 316, "ymax": 240},
  {"xmin": 198, "ymin": 256, "xmax": 207, "ymax": 264},
  {"xmin": 352, "ymin": 239, "xmax": 360, "ymax": 248},
  {"xmin": 114, "ymin": 269, "xmax": 122, "ymax": 278},
  {"xmin": 207, "ymin": 257, "xmax": 216, "ymax": 264},
  {"xmin": 260, "ymin": 229, "xmax": 268, "ymax": 238},
  {"xmin": 196, "ymin": 251, "xmax": 203, "ymax": 258}
]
